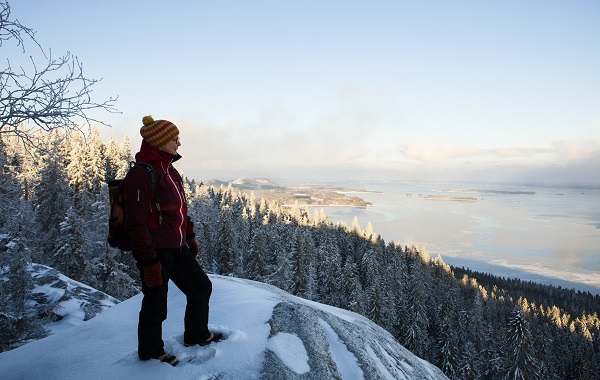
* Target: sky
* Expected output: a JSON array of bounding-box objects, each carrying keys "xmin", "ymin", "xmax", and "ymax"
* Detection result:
[
  {"xmin": 9, "ymin": 0, "xmax": 600, "ymax": 184},
  {"xmin": 0, "ymin": 268, "xmax": 446, "ymax": 379}
]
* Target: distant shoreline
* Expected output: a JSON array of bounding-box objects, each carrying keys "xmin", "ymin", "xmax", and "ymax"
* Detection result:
[
  {"xmin": 422, "ymin": 195, "xmax": 478, "ymax": 201},
  {"xmin": 440, "ymin": 189, "xmax": 536, "ymax": 195}
]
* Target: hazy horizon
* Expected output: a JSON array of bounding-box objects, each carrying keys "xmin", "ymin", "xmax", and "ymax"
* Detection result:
[{"xmin": 193, "ymin": 173, "xmax": 600, "ymax": 189}]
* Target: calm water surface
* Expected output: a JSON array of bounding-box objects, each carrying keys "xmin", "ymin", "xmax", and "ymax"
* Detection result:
[{"xmin": 307, "ymin": 181, "xmax": 600, "ymax": 294}]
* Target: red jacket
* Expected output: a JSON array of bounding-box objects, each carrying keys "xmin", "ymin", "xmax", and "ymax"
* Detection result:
[{"xmin": 123, "ymin": 141, "xmax": 194, "ymax": 262}]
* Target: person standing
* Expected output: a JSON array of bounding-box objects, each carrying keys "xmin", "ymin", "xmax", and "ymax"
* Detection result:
[{"xmin": 123, "ymin": 115, "xmax": 222, "ymax": 366}]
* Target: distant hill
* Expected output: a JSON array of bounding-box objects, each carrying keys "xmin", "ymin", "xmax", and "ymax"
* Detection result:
[{"xmin": 204, "ymin": 177, "xmax": 286, "ymax": 190}]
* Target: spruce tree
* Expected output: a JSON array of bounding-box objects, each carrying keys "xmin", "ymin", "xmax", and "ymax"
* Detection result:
[
  {"xmin": 321, "ymin": 229, "xmax": 342, "ymax": 307},
  {"xmin": 52, "ymin": 206, "xmax": 91, "ymax": 283},
  {"xmin": 66, "ymin": 129, "xmax": 106, "ymax": 194},
  {"xmin": 436, "ymin": 288, "xmax": 461, "ymax": 380},
  {"xmin": 400, "ymin": 255, "xmax": 431, "ymax": 358},
  {"xmin": 104, "ymin": 135, "xmax": 132, "ymax": 182},
  {"xmin": 90, "ymin": 250, "xmax": 139, "ymax": 301},
  {"xmin": 503, "ymin": 308, "xmax": 541, "ymax": 380},
  {"xmin": 476, "ymin": 324, "xmax": 503, "ymax": 379},
  {"xmin": 0, "ymin": 138, "xmax": 20, "ymax": 229},
  {"xmin": 271, "ymin": 235, "xmax": 293, "ymax": 293},
  {"xmin": 289, "ymin": 229, "xmax": 308, "ymax": 296},
  {"xmin": 247, "ymin": 228, "xmax": 268, "ymax": 282},
  {"xmin": 216, "ymin": 206, "xmax": 234, "ymax": 274},
  {"xmin": 341, "ymin": 257, "xmax": 364, "ymax": 314},
  {"xmin": 0, "ymin": 230, "xmax": 46, "ymax": 352},
  {"xmin": 33, "ymin": 133, "xmax": 70, "ymax": 262}
]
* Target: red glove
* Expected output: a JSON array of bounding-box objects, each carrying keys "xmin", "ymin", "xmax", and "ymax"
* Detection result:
[
  {"xmin": 143, "ymin": 261, "xmax": 163, "ymax": 287},
  {"xmin": 187, "ymin": 236, "xmax": 199, "ymax": 258}
]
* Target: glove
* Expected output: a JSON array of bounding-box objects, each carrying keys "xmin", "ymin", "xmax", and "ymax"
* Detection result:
[
  {"xmin": 187, "ymin": 236, "xmax": 199, "ymax": 258},
  {"xmin": 143, "ymin": 261, "xmax": 163, "ymax": 287}
]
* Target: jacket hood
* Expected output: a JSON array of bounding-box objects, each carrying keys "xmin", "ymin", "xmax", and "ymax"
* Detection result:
[{"xmin": 135, "ymin": 140, "xmax": 182, "ymax": 165}]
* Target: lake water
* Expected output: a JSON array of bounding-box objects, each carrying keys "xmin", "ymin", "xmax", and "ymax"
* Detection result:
[{"xmin": 307, "ymin": 181, "xmax": 600, "ymax": 295}]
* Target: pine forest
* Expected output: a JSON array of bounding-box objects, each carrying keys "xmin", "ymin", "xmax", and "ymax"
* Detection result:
[{"xmin": 1, "ymin": 129, "xmax": 599, "ymax": 380}]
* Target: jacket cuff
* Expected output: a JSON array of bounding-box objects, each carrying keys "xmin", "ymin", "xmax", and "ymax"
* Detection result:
[{"xmin": 141, "ymin": 254, "xmax": 159, "ymax": 266}]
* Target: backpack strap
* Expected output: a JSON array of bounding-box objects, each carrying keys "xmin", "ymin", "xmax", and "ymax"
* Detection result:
[{"xmin": 131, "ymin": 162, "xmax": 162, "ymax": 226}]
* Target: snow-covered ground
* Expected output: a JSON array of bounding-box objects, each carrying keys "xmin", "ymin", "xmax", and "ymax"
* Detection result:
[{"xmin": 0, "ymin": 272, "xmax": 448, "ymax": 379}]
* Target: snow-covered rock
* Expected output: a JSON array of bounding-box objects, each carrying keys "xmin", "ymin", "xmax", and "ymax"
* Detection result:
[
  {"xmin": 27, "ymin": 264, "xmax": 119, "ymax": 334},
  {"xmin": 0, "ymin": 274, "xmax": 448, "ymax": 379}
]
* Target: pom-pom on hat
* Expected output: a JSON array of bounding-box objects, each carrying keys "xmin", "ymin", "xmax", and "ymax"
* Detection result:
[{"xmin": 140, "ymin": 115, "xmax": 179, "ymax": 148}]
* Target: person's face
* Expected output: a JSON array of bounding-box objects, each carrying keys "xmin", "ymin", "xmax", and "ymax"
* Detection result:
[{"xmin": 160, "ymin": 136, "xmax": 180, "ymax": 155}]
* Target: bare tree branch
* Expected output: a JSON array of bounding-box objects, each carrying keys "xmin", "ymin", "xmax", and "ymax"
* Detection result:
[
  {"xmin": 0, "ymin": 1, "xmax": 38, "ymax": 52},
  {"xmin": 0, "ymin": 1, "xmax": 119, "ymax": 148}
]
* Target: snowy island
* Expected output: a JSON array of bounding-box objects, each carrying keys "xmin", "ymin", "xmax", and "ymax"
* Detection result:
[{"xmin": 204, "ymin": 178, "xmax": 375, "ymax": 208}]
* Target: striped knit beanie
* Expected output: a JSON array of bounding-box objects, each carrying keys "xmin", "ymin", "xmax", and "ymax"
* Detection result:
[{"xmin": 140, "ymin": 115, "xmax": 179, "ymax": 148}]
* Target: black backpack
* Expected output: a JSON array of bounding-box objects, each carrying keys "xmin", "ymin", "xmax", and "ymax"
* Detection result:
[{"xmin": 107, "ymin": 162, "xmax": 160, "ymax": 251}]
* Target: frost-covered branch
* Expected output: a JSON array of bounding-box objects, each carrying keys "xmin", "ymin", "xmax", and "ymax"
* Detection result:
[{"xmin": 0, "ymin": 1, "xmax": 118, "ymax": 148}]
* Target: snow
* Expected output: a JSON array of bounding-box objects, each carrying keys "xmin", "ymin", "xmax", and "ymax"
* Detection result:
[
  {"xmin": 26, "ymin": 264, "xmax": 120, "ymax": 334},
  {"xmin": 32, "ymin": 282, "xmax": 64, "ymax": 303},
  {"xmin": 366, "ymin": 344, "xmax": 398, "ymax": 380},
  {"xmin": 318, "ymin": 317, "xmax": 363, "ymax": 379},
  {"xmin": 46, "ymin": 298, "xmax": 86, "ymax": 332},
  {"xmin": 266, "ymin": 332, "xmax": 310, "ymax": 374},
  {"xmin": 0, "ymin": 273, "xmax": 448, "ymax": 379}
]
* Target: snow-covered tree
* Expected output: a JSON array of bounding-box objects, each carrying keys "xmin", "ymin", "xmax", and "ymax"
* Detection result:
[
  {"xmin": 477, "ymin": 324, "xmax": 503, "ymax": 379},
  {"xmin": 66, "ymin": 129, "xmax": 106, "ymax": 224},
  {"xmin": 52, "ymin": 206, "xmax": 91, "ymax": 283},
  {"xmin": 247, "ymin": 228, "xmax": 268, "ymax": 282},
  {"xmin": 104, "ymin": 136, "xmax": 132, "ymax": 182},
  {"xmin": 271, "ymin": 233, "xmax": 293, "ymax": 293},
  {"xmin": 216, "ymin": 206, "xmax": 234, "ymax": 275},
  {"xmin": 32, "ymin": 133, "xmax": 70, "ymax": 261},
  {"xmin": 90, "ymin": 250, "xmax": 139, "ymax": 301},
  {"xmin": 436, "ymin": 288, "xmax": 461, "ymax": 380},
  {"xmin": 319, "ymin": 229, "xmax": 342, "ymax": 307},
  {"xmin": 0, "ymin": 230, "xmax": 46, "ymax": 351},
  {"xmin": 341, "ymin": 257, "xmax": 363, "ymax": 314},
  {"xmin": 502, "ymin": 308, "xmax": 541, "ymax": 380},
  {"xmin": 0, "ymin": 138, "xmax": 19, "ymax": 229},
  {"xmin": 289, "ymin": 229, "xmax": 308, "ymax": 295},
  {"xmin": 400, "ymin": 257, "xmax": 431, "ymax": 358},
  {"xmin": 361, "ymin": 249, "xmax": 385, "ymax": 325}
]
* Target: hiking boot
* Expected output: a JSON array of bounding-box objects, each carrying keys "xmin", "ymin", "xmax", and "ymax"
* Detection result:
[
  {"xmin": 146, "ymin": 353, "xmax": 178, "ymax": 366},
  {"xmin": 157, "ymin": 353, "xmax": 179, "ymax": 366},
  {"xmin": 184, "ymin": 332, "xmax": 224, "ymax": 347}
]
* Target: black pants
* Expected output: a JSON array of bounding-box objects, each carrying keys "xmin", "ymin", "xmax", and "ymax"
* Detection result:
[{"xmin": 136, "ymin": 246, "xmax": 212, "ymax": 360}]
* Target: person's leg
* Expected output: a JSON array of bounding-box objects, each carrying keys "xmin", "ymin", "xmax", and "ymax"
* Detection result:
[
  {"xmin": 136, "ymin": 250, "xmax": 174, "ymax": 360},
  {"xmin": 170, "ymin": 246, "xmax": 213, "ymax": 344}
]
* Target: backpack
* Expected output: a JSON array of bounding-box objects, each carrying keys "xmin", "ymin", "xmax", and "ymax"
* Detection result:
[{"xmin": 107, "ymin": 162, "xmax": 160, "ymax": 251}]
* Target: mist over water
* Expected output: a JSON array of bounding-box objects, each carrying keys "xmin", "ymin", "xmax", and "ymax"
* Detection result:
[{"xmin": 309, "ymin": 181, "xmax": 600, "ymax": 295}]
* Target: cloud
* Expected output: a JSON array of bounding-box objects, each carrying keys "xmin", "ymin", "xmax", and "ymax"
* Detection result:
[
  {"xmin": 489, "ymin": 146, "xmax": 552, "ymax": 158},
  {"xmin": 176, "ymin": 88, "xmax": 385, "ymax": 175},
  {"xmin": 397, "ymin": 139, "xmax": 600, "ymax": 167},
  {"xmin": 551, "ymin": 139, "xmax": 600, "ymax": 164},
  {"xmin": 399, "ymin": 141, "xmax": 481, "ymax": 164}
]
